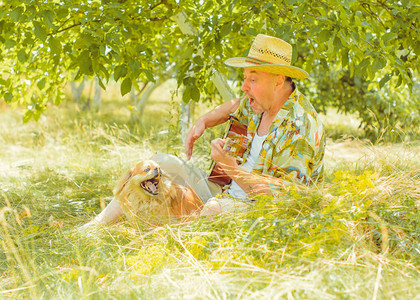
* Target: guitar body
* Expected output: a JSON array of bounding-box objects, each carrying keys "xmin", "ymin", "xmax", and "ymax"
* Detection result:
[{"xmin": 208, "ymin": 117, "xmax": 248, "ymax": 187}]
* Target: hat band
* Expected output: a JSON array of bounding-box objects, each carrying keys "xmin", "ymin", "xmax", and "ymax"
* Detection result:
[{"xmin": 245, "ymin": 56, "xmax": 273, "ymax": 65}]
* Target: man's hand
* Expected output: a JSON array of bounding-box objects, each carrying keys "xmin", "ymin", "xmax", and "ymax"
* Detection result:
[
  {"xmin": 211, "ymin": 138, "xmax": 272, "ymax": 197},
  {"xmin": 210, "ymin": 138, "xmax": 238, "ymax": 169},
  {"xmin": 185, "ymin": 119, "xmax": 206, "ymax": 160}
]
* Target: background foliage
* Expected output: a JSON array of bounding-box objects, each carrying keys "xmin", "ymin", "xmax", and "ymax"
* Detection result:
[{"xmin": 1, "ymin": 0, "xmax": 419, "ymax": 141}]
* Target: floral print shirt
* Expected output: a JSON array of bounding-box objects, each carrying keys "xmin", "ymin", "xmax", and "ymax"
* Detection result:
[{"xmin": 231, "ymin": 88, "xmax": 325, "ymax": 194}]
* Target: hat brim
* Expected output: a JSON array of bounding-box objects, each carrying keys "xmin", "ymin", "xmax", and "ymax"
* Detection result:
[{"xmin": 225, "ymin": 57, "xmax": 309, "ymax": 79}]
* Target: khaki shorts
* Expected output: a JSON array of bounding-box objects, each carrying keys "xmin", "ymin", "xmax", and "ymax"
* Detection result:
[{"xmin": 153, "ymin": 152, "xmax": 222, "ymax": 203}]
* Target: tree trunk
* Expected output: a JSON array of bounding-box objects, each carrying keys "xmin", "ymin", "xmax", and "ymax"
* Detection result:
[
  {"xmin": 70, "ymin": 76, "xmax": 87, "ymax": 102},
  {"xmin": 92, "ymin": 77, "xmax": 102, "ymax": 111},
  {"xmin": 180, "ymin": 101, "xmax": 191, "ymax": 145},
  {"xmin": 130, "ymin": 80, "xmax": 162, "ymax": 125}
]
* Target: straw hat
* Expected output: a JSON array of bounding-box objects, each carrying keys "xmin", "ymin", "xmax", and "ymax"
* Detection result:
[{"xmin": 225, "ymin": 34, "xmax": 309, "ymax": 79}]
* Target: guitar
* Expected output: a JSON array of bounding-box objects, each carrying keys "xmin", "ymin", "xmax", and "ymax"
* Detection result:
[{"xmin": 208, "ymin": 116, "xmax": 249, "ymax": 186}]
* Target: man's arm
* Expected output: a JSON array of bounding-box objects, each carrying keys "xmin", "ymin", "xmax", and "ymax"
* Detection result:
[
  {"xmin": 185, "ymin": 98, "xmax": 240, "ymax": 160},
  {"xmin": 210, "ymin": 138, "xmax": 273, "ymax": 196}
]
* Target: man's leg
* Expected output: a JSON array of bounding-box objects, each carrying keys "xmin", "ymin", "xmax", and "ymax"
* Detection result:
[
  {"xmin": 200, "ymin": 196, "xmax": 253, "ymax": 216},
  {"xmin": 153, "ymin": 152, "xmax": 222, "ymax": 203}
]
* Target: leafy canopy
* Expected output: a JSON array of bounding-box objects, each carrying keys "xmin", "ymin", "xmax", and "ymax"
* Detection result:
[{"xmin": 0, "ymin": 0, "xmax": 419, "ymax": 139}]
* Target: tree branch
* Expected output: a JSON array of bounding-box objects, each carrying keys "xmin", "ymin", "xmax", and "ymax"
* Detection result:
[
  {"xmin": 54, "ymin": 22, "xmax": 83, "ymax": 34},
  {"xmin": 52, "ymin": 14, "xmax": 168, "ymax": 36},
  {"xmin": 375, "ymin": 1, "xmax": 417, "ymax": 31},
  {"xmin": 360, "ymin": 2, "xmax": 386, "ymax": 29},
  {"xmin": 150, "ymin": 0, "xmax": 167, "ymax": 11},
  {"xmin": 56, "ymin": 17, "xmax": 72, "ymax": 32}
]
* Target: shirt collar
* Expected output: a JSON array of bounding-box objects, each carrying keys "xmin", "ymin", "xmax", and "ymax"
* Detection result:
[{"xmin": 272, "ymin": 88, "xmax": 299, "ymax": 122}]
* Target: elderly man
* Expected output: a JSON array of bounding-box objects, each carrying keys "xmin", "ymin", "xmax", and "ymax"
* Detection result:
[
  {"xmin": 184, "ymin": 34, "xmax": 325, "ymax": 215},
  {"xmin": 83, "ymin": 34, "xmax": 325, "ymax": 226}
]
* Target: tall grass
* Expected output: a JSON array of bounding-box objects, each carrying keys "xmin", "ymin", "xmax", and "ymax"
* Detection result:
[{"xmin": 0, "ymin": 96, "xmax": 419, "ymax": 299}]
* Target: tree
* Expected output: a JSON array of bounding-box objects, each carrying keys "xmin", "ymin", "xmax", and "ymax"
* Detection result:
[{"xmin": 1, "ymin": 0, "xmax": 419, "ymax": 140}]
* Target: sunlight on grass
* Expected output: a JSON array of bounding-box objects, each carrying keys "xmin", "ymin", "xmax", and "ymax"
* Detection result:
[{"xmin": 0, "ymin": 94, "xmax": 419, "ymax": 299}]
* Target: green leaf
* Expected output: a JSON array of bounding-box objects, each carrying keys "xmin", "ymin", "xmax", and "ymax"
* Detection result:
[
  {"xmin": 43, "ymin": 10, "xmax": 56, "ymax": 29},
  {"xmin": 5, "ymin": 39, "xmax": 16, "ymax": 49},
  {"xmin": 74, "ymin": 36, "xmax": 91, "ymax": 49},
  {"xmin": 33, "ymin": 21, "xmax": 47, "ymax": 42},
  {"xmin": 358, "ymin": 58, "xmax": 370, "ymax": 70},
  {"xmin": 121, "ymin": 77, "xmax": 132, "ymax": 96},
  {"xmin": 114, "ymin": 65, "xmax": 127, "ymax": 82},
  {"xmin": 77, "ymin": 50, "xmax": 93, "ymax": 75},
  {"xmin": 263, "ymin": 3, "xmax": 273, "ymax": 9},
  {"xmin": 97, "ymin": 77, "xmax": 106, "ymax": 90},
  {"xmin": 182, "ymin": 85, "xmax": 191, "ymax": 103},
  {"xmin": 291, "ymin": 44, "xmax": 298, "ymax": 64},
  {"xmin": 136, "ymin": 44, "xmax": 148, "ymax": 53},
  {"xmin": 318, "ymin": 30, "xmax": 330, "ymax": 43},
  {"xmin": 4, "ymin": 92, "xmax": 13, "ymax": 103},
  {"xmin": 413, "ymin": 40, "xmax": 420, "ymax": 56},
  {"xmin": 10, "ymin": 7, "xmax": 24, "ymax": 22},
  {"xmin": 190, "ymin": 85, "xmax": 200, "ymax": 102},
  {"xmin": 333, "ymin": 36, "xmax": 343, "ymax": 51},
  {"xmin": 246, "ymin": 28, "xmax": 258, "ymax": 36},
  {"xmin": 98, "ymin": 64, "xmax": 110, "ymax": 81},
  {"xmin": 193, "ymin": 56, "xmax": 204, "ymax": 66},
  {"xmin": 183, "ymin": 76, "xmax": 196, "ymax": 86},
  {"xmin": 17, "ymin": 49, "xmax": 28, "ymax": 63},
  {"xmin": 183, "ymin": 84, "xmax": 200, "ymax": 103},
  {"xmin": 382, "ymin": 32, "xmax": 397, "ymax": 44},
  {"xmin": 379, "ymin": 74, "xmax": 391, "ymax": 89},
  {"xmin": 395, "ymin": 74, "xmax": 403, "ymax": 88},
  {"xmin": 49, "ymin": 36, "xmax": 61, "ymax": 54},
  {"xmin": 33, "ymin": 110, "xmax": 42, "ymax": 121},
  {"xmin": 232, "ymin": 21, "xmax": 241, "ymax": 33},
  {"xmin": 141, "ymin": 69, "xmax": 155, "ymax": 82},
  {"xmin": 128, "ymin": 59, "xmax": 141, "ymax": 77},
  {"xmin": 220, "ymin": 22, "xmax": 232, "ymax": 37},
  {"xmin": 181, "ymin": 47, "xmax": 194, "ymax": 60},
  {"xmin": 56, "ymin": 8, "xmax": 69, "ymax": 19},
  {"xmin": 23, "ymin": 110, "xmax": 33, "ymax": 123},
  {"xmin": 372, "ymin": 56, "xmax": 387, "ymax": 73},
  {"xmin": 351, "ymin": 31, "xmax": 360, "ymax": 45},
  {"xmin": 37, "ymin": 78, "xmax": 46, "ymax": 90},
  {"xmin": 341, "ymin": 49, "xmax": 349, "ymax": 67}
]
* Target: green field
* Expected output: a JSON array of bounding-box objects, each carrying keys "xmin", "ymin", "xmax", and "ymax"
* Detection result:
[{"xmin": 0, "ymin": 93, "xmax": 419, "ymax": 299}]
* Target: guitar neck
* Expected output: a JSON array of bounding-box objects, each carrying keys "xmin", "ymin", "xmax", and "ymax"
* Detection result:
[{"xmin": 208, "ymin": 116, "xmax": 248, "ymax": 186}]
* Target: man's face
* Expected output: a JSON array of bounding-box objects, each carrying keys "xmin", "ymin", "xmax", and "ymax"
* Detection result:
[{"xmin": 241, "ymin": 69, "xmax": 279, "ymax": 114}]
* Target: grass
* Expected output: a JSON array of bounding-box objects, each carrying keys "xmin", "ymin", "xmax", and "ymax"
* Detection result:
[{"xmin": 0, "ymin": 90, "xmax": 419, "ymax": 299}]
